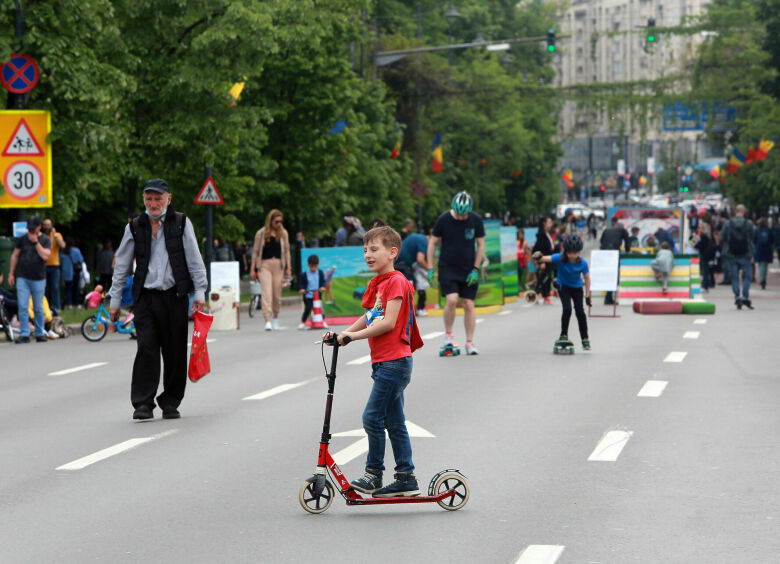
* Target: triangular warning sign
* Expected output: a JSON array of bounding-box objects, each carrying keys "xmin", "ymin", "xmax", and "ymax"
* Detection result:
[
  {"xmin": 194, "ymin": 176, "xmax": 224, "ymax": 205},
  {"xmin": 2, "ymin": 118, "xmax": 44, "ymax": 156}
]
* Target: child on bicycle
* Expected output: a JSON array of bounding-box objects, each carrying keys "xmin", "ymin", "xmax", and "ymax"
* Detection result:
[
  {"xmin": 325, "ymin": 225, "xmax": 423, "ymax": 497},
  {"xmin": 533, "ymin": 233, "xmax": 592, "ymax": 350}
]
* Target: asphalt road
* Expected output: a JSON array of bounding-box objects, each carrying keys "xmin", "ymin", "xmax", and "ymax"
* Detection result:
[{"xmin": 1, "ymin": 270, "xmax": 779, "ymax": 563}]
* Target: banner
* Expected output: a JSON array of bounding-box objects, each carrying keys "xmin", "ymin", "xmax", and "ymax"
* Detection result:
[
  {"xmin": 500, "ymin": 225, "xmax": 519, "ymax": 297},
  {"xmin": 301, "ymin": 247, "xmax": 368, "ymax": 317},
  {"xmin": 607, "ymin": 207, "xmax": 683, "ymax": 252}
]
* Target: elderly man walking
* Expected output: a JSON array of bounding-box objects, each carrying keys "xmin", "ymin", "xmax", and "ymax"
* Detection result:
[
  {"xmin": 720, "ymin": 204, "xmax": 755, "ymax": 310},
  {"xmin": 8, "ymin": 216, "xmax": 51, "ymax": 343},
  {"xmin": 110, "ymin": 179, "xmax": 208, "ymax": 420}
]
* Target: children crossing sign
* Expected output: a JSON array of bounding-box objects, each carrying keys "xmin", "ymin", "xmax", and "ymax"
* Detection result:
[
  {"xmin": 194, "ymin": 176, "xmax": 223, "ymax": 205},
  {"xmin": 0, "ymin": 110, "xmax": 52, "ymax": 208}
]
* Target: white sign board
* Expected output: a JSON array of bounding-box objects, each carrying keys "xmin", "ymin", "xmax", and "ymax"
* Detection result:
[
  {"xmin": 647, "ymin": 157, "xmax": 656, "ymax": 174},
  {"xmin": 210, "ymin": 261, "xmax": 240, "ymax": 301},
  {"xmin": 617, "ymin": 159, "xmax": 626, "ymax": 176},
  {"xmin": 12, "ymin": 221, "xmax": 27, "ymax": 237},
  {"xmin": 589, "ymin": 250, "xmax": 620, "ymax": 292}
]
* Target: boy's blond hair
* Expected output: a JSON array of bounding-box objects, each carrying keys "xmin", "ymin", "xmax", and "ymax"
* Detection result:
[{"xmin": 363, "ymin": 225, "xmax": 402, "ymax": 252}]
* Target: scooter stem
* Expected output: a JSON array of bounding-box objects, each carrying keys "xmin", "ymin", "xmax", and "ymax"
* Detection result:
[{"xmin": 321, "ymin": 343, "xmax": 339, "ymax": 444}]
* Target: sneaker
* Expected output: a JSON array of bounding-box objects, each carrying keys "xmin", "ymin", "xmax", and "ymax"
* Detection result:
[
  {"xmin": 416, "ymin": 309, "xmax": 428, "ymax": 317},
  {"xmin": 161, "ymin": 406, "xmax": 180, "ymax": 419},
  {"xmin": 15, "ymin": 336, "xmax": 30, "ymax": 344},
  {"xmin": 465, "ymin": 341, "xmax": 479, "ymax": 355},
  {"xmin": 735, "ymin": 298, "xmax": 743, "ymax": 310},
  {"xmin": 298, "ymin": 322, "xmax": 308, "ymax": 330},
  {"xmin": 662, "ymin": 287, "xmax": 668, "ymax": 294},
  {"xmin": 761, "ymin": 281, "xmax": 766, "ymax": 290},
  {"xmin": 272, "ymin": 318, "xmax": 280, "ymax": 330},
  {"xmin": 264, "ymin": 321, "xmax": 272, "ymax": 331},
  {"xmin": 47, "ymin": 329, "xmax": 59, "ymax": 340},
  {"xmin": 444, "ymin": 332, "xmax": 455, "ymax": 345},
  {"xmin": 582, "ymin": 339, "xmax": 591, "ymax": 350},
  {"xmin": 35, "ymin": 335, "xmax": 47, "ymax": 342},
  {"xmin": 744, "ymin": 299, "xmax": 754, "ymax": 310},
  {"xmin": 372, "ymin": 472, "xmax": 420, "ymax": 498},
  {"xmin": 133, "ymin": 405, "xmax": 153, "ymax": 420},
  {"xmin": 322, "ymin": 321, "xmax": 329, "ymax": 329},
  {"xmin": 544, "ymin": 297, "xmax": 552, "ymax": 305},
  {"xmin": 350, "ymin": 469, "xmax": 383, "ymax": 494}
]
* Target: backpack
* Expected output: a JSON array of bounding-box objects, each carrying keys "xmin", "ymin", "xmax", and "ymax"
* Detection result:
[
  {"xmin": 756, "ymin": 229, "xmax": 770, "ymax": 247},
  {"xmin": 728, "ymin": 220, "xmax": 749, "ymax": 256}
]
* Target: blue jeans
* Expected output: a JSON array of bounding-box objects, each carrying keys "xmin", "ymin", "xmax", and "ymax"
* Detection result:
[
  {"xmin": 730, "ymin": 256, "xmax": 752, "ymax": 300},
  {"xmin": 16, "ymin": 277, "xmax": 46, "ymax": 338},
  {"xmin": 45, "ymin": 265, "xmax": 61, "ymax": 311},
  {"xmin": 362, "ymin": 356, "xmax": 414, "ymax": 474}
]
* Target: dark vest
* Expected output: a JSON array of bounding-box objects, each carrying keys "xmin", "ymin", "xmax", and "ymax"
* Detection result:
[{"xmin": 130, "ymin": 205, "xmax": 194, "ymax": 300}]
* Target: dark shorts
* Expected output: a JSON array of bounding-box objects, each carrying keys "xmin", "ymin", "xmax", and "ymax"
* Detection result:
[{"xmin": 439, "ymin": 269, "xmax": 478, "ymax": 300}]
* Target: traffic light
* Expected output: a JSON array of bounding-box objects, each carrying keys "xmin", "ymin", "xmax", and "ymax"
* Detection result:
[
  {"xmin": 547, "ymin": 28, "xmax": 556, "ymax": 53},
  {"xmin": 600, "ymin": 185, "xmax": 606, "ymax": 191},
  {"xmin": 679, "ymin": 185, "xmax": 689, "ymax": 193},
  {"xmin": 646, "ymin": 18, "xmax": 656, "ymax": 43}
]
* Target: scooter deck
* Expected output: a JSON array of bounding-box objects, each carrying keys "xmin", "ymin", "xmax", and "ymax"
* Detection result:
[
  {"xmin": 345, "ymin": 489, "xmax": 456, "ymax": 506},
  {"xmin": 439, "ymin": 344, "xmax": 461, "ymax": 357}
]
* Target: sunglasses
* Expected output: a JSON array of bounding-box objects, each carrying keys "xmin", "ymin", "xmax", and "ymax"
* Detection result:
[{"xmin": 273, "ymin": 219, "xmax": 283, "ymax": 224}]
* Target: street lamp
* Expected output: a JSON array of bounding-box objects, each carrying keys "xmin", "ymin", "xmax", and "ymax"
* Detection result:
[{"xmin": 444, "ymin": 3, "xmax": 460, "ymax": 22}]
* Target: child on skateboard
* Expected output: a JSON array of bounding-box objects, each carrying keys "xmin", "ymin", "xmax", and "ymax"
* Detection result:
[
  {"xmin": 325, "ymin": 226, "xmax": 424, "ymax": 497},
  {"xmin": 533, "ymin": 234, "xmax": 592, "ymax": 351}
]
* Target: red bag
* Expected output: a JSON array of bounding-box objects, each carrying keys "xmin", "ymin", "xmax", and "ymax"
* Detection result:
[{"xmin": 188, "ymin": 311, "xmax": 214, "ymax": 382}]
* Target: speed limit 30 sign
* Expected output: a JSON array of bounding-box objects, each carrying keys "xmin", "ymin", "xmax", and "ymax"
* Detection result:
[{"xmin": 0, "ymin": 110, "xmax": 52, "ymax": 208}]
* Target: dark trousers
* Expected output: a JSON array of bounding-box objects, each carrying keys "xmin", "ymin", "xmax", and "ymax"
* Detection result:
[
  {"xmin": 131, "ymin": 289, "xmax": 189, "ymax": 409},
  {"xmin": 535, "ymin": 266, "xmax": 552, "ymax": 297},
  {"xmin": 301, "ymin": 296, "xmax": 314, "ymax": 322},
  {"xmin": 559, "ymin": 284, "xmax": 588, "ymax": 339},
  {"xmin": 417, "ymin": 289, "xmax": 426, "ymax": 310}
]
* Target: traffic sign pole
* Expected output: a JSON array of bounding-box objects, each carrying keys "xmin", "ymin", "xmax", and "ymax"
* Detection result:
[{"xmin": 204, "ymin": 166, "xmax": 213, "ymax": 293}]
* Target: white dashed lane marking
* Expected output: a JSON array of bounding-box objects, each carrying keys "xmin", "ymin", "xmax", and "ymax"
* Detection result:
[
  {"xmin": 422, "ymin": 331, "xmax": 444, "ymax": 340},
  {"xmin": 663, "ymin": 351, "xmax": 687, "ymax": 363},
  {"xmin": 242, "ymin": 380, "xmax": 314, "ymax": 401},
  {"xmin": 693, "ymin": 318, "xmax": 707, "ymax": 325},
  {"xmin": 515, "ymin": 544, "xmax": 565, "ymax": 563},
  {"xmin": 683, "ymin": 331, "xmax": 700, "ymax": 339},
  {"xmin": 346, "ymin": 355, "xmax": 372, "ymax": 366},
  {"xmin": 638, "ymin": 380, "xmax": 668, "ymax": 397},
  {"xmin": 48, "ymin": 362, "xmax": 108, "ymax": 376},
  {"xmin": 588, "ymin": 430, "xmax": 633, "ymax": 462},
  {"xmin": 57, "ymin": 430, "xmax": 178, "ymax": 471}
]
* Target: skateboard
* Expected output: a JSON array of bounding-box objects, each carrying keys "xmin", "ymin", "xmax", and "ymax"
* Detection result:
[
  {"xmin": 553, "ymin": 338, "xmax": 574, "ymax": 355},
  {"xmin": 439, "ymin": 343, "xmax": 461, "ymax": 357}
]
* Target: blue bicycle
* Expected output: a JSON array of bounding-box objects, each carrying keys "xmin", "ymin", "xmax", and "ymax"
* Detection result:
[{"xmin": 81, "ymin": 300, "xmax": 136, "ymax": 342}]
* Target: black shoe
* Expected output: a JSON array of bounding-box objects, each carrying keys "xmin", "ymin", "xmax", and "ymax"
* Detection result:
[
  {"xmin": 133, "ymin": 405, "xmax": 153, "ymax": 420},
  {"xmin": 35, "ymin": 335, "xmax": 47, "ymax": 342},
  {"xmin": 735, "ymin": 298, "xmax": 743, "ymax": 310},
  {"xmin": 373, "ymin": 472, "xmax": 420, "ymax": 498},
  {"xmin": 350, "ymin": 469, "xmax": 382, "ymax": 494},
  {"xmin": 161, "ymin": 406, "xmax": 180, "ymax": 419},
  {"xmin": 744, "ymin": 299, "xmax": 753, "ymax": 310},
  {"xmin": 15, "ymin": 336, "xmax": 30, "ymax": 344},
  {"xmin": 761, "ymin": 281, "xmax": 766, "ymax": 289}
]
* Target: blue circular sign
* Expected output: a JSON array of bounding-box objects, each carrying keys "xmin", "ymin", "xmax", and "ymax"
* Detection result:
[{"xmin": 1, "ymin": 54, "xmax": 39, "ymax": 94}]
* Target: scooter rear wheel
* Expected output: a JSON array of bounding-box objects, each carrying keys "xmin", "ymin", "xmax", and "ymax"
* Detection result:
[
  {"xmin": 432, "ymin": 472, "xmax": 470, "ymax": 511},
  {"xmin": 299, "ymin": 479, "xmax": 335, "ymax": 514}
]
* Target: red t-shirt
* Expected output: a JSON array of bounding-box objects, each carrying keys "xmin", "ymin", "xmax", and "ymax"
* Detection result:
[{"xmin": 365, "ymin": 274, "xmax": 413, "ymax": 363}]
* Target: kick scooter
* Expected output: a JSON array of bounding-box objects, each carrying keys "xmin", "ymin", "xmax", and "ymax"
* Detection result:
[{"xmin": 299, "ymin": 333, "xmax": 470, "ymax": 514}]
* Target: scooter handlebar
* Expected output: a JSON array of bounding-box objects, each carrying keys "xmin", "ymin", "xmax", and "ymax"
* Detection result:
[{"xmin": 317, "ymin": 332, "xmax": 352, "ymax": 346}]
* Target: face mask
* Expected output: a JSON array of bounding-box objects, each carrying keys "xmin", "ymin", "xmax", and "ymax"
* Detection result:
[{"xmin": 145, "ymin": 207, "xmax": 167, "ymax": 220}]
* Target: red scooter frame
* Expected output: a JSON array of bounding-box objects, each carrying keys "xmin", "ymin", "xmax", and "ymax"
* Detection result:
[{"xmin": 299, "ymin": 335, "xmax": 470, "ymax": 514}]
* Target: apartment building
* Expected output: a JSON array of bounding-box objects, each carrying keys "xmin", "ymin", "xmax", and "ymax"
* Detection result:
[{"xmin": 548, "ymin": 0, "xmax": 720, "ymax": 193}]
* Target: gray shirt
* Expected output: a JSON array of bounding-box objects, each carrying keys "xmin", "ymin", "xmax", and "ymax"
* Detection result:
[{"xmin": 109, "ymin": 214, "xmax": 207, "ymax": 310}]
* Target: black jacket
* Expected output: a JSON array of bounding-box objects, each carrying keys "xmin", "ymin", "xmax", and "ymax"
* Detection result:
[{"xmin": 600, "ymin": 226, "xmax": 631, "ymax": 252}]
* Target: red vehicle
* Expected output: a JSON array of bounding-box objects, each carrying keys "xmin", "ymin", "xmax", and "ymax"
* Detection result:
[{"xmin": 299, "ymin": 334, "xmax": 470, "ymax": 514}]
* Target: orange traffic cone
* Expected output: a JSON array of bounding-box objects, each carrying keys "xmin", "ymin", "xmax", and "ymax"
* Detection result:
[{"xmin": 310, "ymin": 291, "xmax": 325, "ymax": 329}]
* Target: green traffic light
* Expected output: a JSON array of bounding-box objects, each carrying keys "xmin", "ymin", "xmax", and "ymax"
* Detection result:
[
  {"xmin": 547, "ymin": 45, "xmax": 556, "ymax": 53},
  {"xmin": 647, "ymin": 34, "xmax": 656, "ymax": 42}
]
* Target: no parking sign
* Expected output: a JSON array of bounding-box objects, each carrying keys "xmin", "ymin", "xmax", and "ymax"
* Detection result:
[{"xmin": 0, "ymin": 110, "xmax": 52, "ymax": 208}]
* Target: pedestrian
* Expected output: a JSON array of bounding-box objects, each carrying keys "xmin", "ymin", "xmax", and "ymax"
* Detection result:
[
  {"xmin": 399, "ymin": 218, "xmax": 414, "ymax": 240},
  {"xmin": 629, "ymin": 227, "xmax": 641, "ymax": 249},
  {"xmin": 324, "ymin": 266, "xmax": 336, "ymax": 304},
  {"xmin": 691, "ymin": 226, "xmax": 716, "ymax": 293},
  {"xmin": 250, "ymin": 209, "xmax": 292, "ymax": 331},
  {"xmin": 109, "ymin": 179, "xmax": 207, "ymax": 420},
  {"xmin": 599, "ymin": 216, "xmax": 631, "ymax": 304},
  {"xmin": 533, "ymin": 233, "xmax": 591, "ymax": 350},
  {"xmin": 98, "ymin": 240, "xmax": 114, "ymax": 290},
  {"xmin": 773, "ymin": 220, "xmax": 780, "ymax": 265},
  {"xmin": 42, "ymin": 218, "xmax": 66, "ymax": 313},
  {"xmin": 298, "ymin": 254, "xmax": 326, "ymax": 330},
  {"xmin": 531, "ymin": 216, "xmax": 555, "ymax": 305},
  {"xmin": 650, "ymin": 242, "xmax": 675, "ymax": 294},
  {"xmin": 335, "ymin": 211, "xmax": 363, "ymax": 246},
  {"xmin": 716, "ymin": 210, "xmax": 732, "ymax": 285},
  {"xmin": 325, "ymin": 225, "xmax": 423, "ymax": 498},
  {"xmin": 720, "ymin": 204, "xmax": 755, "ymax": 309},
  {"xmin": 516, "ymin": 229, "xmax": 529, "ymax": 291},
  {"xmin": 344, "ymin": 216, "xmax": 365, "ymax": 246},
  {"xmin": 754, "ymin": 218, "xmax": 774, "ymax": 290},
  {"xmin": 60, "ymin": 237, "xmax": 84, "ymax": 308},
  {"xmin": 233, "ymin": 241, "xmax": 248, "ymax": 277},
  {"xmin": 426, "ymin": 191, "xmax": 485, "ymax": 355},
  {"xmin": 398, "ymin": 222, "xmax": 429, "ymax": 316},
  {"xmin": 7, "ymin": 216, "xmax": 51, "ymax": 343}
]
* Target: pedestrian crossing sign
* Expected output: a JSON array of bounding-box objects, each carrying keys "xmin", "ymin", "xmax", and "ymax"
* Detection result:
[
  {"xmin": 2, "ymin": 118, "xmax": 44, "ymax": 156},
  {"xmin": 194, "ymin": 176, "xmax": 223, "ymax": 205}
]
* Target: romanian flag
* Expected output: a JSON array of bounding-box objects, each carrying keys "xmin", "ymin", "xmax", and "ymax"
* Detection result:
[
  {"xmin": 709, "ymin": 165, "xmax": 721, "ymax": 179},
  {"xmin": 755, "ymin": 139, "xmax": 775, "ymax": 162},
  {"xmin": 746, "ymin": 145, "xmax": 757, "ymax": 165},
  {"xmin": 638, "ymin": 175, "xmax": 647, "ymax": 187},
  {"xmin": 431, "ymin": 131, "xmax": 443, "ymax": 173},
  {"xmin": 725, "ymin": 150, "xmax": 746, "ymax": 176},
  {"xmin": 391, "ymin": 139, "xmax": 401, "ymax": 159}
]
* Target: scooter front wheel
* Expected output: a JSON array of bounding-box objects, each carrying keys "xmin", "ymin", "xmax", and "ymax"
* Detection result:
[
  {"xmin": 299, "ymin": 478, "xmax": 335, "ymax": 514},
  {"xmin": 432, "ymin": 471, "xmax": 470, "ymax": 511}
]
